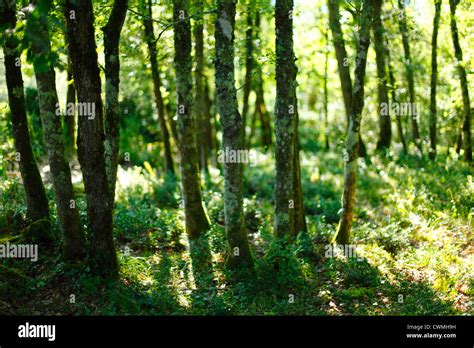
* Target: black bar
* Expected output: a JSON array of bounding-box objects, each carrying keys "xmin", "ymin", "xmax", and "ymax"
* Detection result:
[{"xmin": 0, "ymin": 316, "xmax": 471, "ymax": 346}]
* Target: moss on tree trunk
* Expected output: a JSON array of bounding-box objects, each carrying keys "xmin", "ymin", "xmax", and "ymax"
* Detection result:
[
  {"xmin": 28, "ymin": 0, "xmax": 86, "ymax": 261},
  {"xmin": 215, "ymin": 0, "xmax": 254, "ymax": 270},
  {"xmin": 334, "ymin": 0, "xmax": 374, "ymax": 245},
  {"xmin": 103, "ymin": 0, "xmax": 128, "ymax": 207},
  {"xmin": 274, "ymin": 0, "xmax": 305, "ymax": 238},
  {"xmin": 398, "ymin": 0, "xmax": 422, "ymax": 155},
  {"xmin": 173, "ymin": 0, "xmax": 211, "ymax": 239},
  {"xmin": 449, "ymin": 0, "xmax": 472, "ymax": 162},
  {"xmin": 143, "ymin": 0, "xmax": 175, "ymax": 174},
  {"xmin": 373, "ymin": 0, "xmax": 391, "ymax": 150},
  {"xmin": 1, "ymin": 0, "xmax": 50, "ymax": 223},
  {"xmin": 65, "ymin": 0, "xmax": 118, "ymax": 277}
]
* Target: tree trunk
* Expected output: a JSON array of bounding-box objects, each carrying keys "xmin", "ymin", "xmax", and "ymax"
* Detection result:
[
  {"xmin": 254, "ymin": 63, "xmax": 272, "ymax": 148},
  {"xmin": 323, "ymin": 26, "xmax": 330, "ymax": 150},
  {"xmin": 293, "ymin": 131, "xmax": 306, "ymax": 235},
  {"xmin": 373, "ymin": 0, "xmax": 391, "ymax": 150},
  {"xmin": 449, "ymin": 0, "xmax": 472, "ymax": 162},
  {"xmin": 241, "ymin": 0, "xmax": 254, "ymax": 147},
  {"xmin": 1, "ymin": 0, "xmax": 50, "ymax": 223},
  {"xmin": 143, "ymin": 0, "xmax": 175, "ymax": 174},
  {"xmin": 165, "ymin": 101, "xmax": 181, "ymax": 150},
  {"xmin": 173, "ymin": 0, "xmax": 211, "ymax": 238},
  {"xmin": 28, "ymin": 0, "xmax": 86, "ymax": 261},
  {"xmin": 64, "ymin": 55, "xmax": 76, "ymax": 157},
  {"xmin": 214, "ymin": 0, "xmax": 253, "ymax": 269},
  {"xmin": 386, "ymin": 45, "xmax": 407, "ymax": 154},
  {"xmin": 429, "ymin": 0, "xmax": 442, "ymax": 160},
  {"xmin": 334, "ymin": 0, "xmax": 374, "ymax": 245},
  {"xmin": 65, "ymin": 0, "xmax": 118, "ymax": 277},
  {"xmin": 103, "ymin": 0, "xmax": 128, "ymax": 207},
  {"xmin": 248, "ymin": 10, "xmax": 272, "ymax": 149},
  {"xmin": 274, "ymin": 0, "xmax": 296, "ymax": 238},
  {"xmin": 103, "ymin": 0, "xmax": 127, "ymax": 206},
  {"xmin": 204, "ymin": 78, "xmax": 217, "ymax": 162},
  {"xmin": 274, "ymin": 0, "xmax": 305, "ymax": 238},
  {"xmin": 398, "ymin": 0, "xmax": 422, "ymax": 154},
  {"xmin": 194, "ymin": 0, "xmax": 209, "ymax": 173},
  {"xmin": 327, "ymin": 0, "xmax": 366, "ymax": 158}
]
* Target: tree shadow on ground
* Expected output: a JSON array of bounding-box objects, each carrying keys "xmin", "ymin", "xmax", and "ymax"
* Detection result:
[{"xmin": 310, "ymin": 254, "xmax": 459, "ymax": 315}]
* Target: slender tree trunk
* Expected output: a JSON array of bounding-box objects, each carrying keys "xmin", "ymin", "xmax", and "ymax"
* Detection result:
[
  {"xmin": 173, "ymin": 0, "xmax": 210, "ymax": 238},
  {"xmin": 449, "ymin": 0, "xmax": 472, "ymax": 162},
  {"xmin": 215, "ymin": 0, "xmax": 253, "ymax": 269},
  {"xmin": 241, "ymin": 1, "xmax": 254, "ymax": 147},
  {"xmin": 327, "ymin": 0, "xmax": 366, "ymax": 158},
  {"xmin": 143, "ymin": 0, "xmax": 175, "ymax": 174},
  {"xmin": 65, "ymin": 0, "xmax": 118, "ymax": 277},
  {"xmin": 429, "ymin": 0, "xmax": 442, "ymax": 160},
  {"xmin": 454, "ymin": 122, "xmax": 463, "ymax": 154},
  {"xmin": 274, "ymin": 0, "xmax": 305, "ymax": 238},
  {"xmin": 64, "ymin": 55, "xmax": 76, "ymax": 156},
  {"xmin": 323, "ymin": 26, "xmax": 330, "ymax": 150},
  {"xmin": 293, "ymin": 129, "xmax": 306, "ymax": 235},
  {"xmin": 248, "ymin": 11, "xmax": 272, "ymax": 149},
  {"xmin": 194, "ymin": 0, "xmax": 209, "ymax": 173},
  {"xmin": 204, "ymin": 78, "xmax": 217, "ymax": 161},
  {"xmin": 173, "ymin": 0, "xmax": 211, "ymax": 279},
  {"xmin": 386, "ymin": 45, "xmax": 407, "ymax": 154},
  {"xmin": 1, "ymin": 0, "xmax": 50, "ymax": 223},
  {"xmin": 28, "ymin": 0, "xmax": 85, "ymax": 261},
  {"xmin": 254, "ymin": 65, "xmax": 272, "ymax": 148},
  {"xmin": 194, "ymin": 0, "xmax": 208, "ymax": 172},
  {"xmin": 274, "ymin": 0, "xmax": 296, "ymax": 238},
  {"xmin": 398, "ymin": 0, "xmax": 422, "ymax": 154},
  {"xmin": 103, "ymin": 0, "xmax": 128, "ymax": 207},
  {"xmin": 165, "ymin": 101, "xmax": 181, "ymax": 149},
  {"xmin": 334, "ymin": 0, "xmax": 374, "ymax": 245},
  {"xmin": 373, "ymin": 0, "xmax": 391, "ymax": 150}
]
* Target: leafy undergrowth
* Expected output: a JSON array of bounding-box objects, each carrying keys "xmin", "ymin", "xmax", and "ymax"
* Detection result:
[{"xmin": 0, "ymin": 134, "xmax": 472, "ymax": 316}]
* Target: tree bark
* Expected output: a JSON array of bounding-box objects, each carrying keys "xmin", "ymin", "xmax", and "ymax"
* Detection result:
[
  {"xmin": 327, "ymin": 0, "xmax": 366, "ymax": 158},
  {"xmin": 103, "ymin": 0, "xmax": 128, "ymax": 206},
  {"xmin": 254, "ymin": 63, "xmax": 272, "ymax": 148},
  {"xmin": 323, "ymin": 26, "xmax": 330, "ymax": 150},
  {"xmin": 143, "ymin": 0, "xmax": 175, "ymax": 174},
  {"xmin": 204, "ymin": 78, "xmax": 217, "ymax": 160},
  {"xmin": 386, "ymin": 46, "xmax": 407, "ymax": 154},
  {"xmin": 64, "ymin": 55, "xmax": 76, "ymax": 156},
  {"xmin": 373, "ymin": 0, "xmax": 391, "ymax": 150},
  {"xmin": 1, "ymin": 0, "xmax": 50, "ymax": 223},
  {"xmin": 274, "ymin": 0, "xmax": 296, "ymax": 238},
  {"xmin": 214, "ymin": 0, "xmax": 254, "ymax": 269},
  {"xmin": 428, "ymin": 0, "xmax": 441, "ymax": 160},
  {"xmin": 173, "ymin": 0, "xmax": 211, "ymax": 238},
  {"xmin": 398, "ymin": 0, "xmax": 422, "ymax": 154},
  {"xmin": 241, "ymin": 0, "xmax": 254, "ymax": 147},
  {"xmin": 28, "ymin": 0, "xmax": 86, "ymax": 261},
  {"xmin": 334, "ymin": 0, "xmax": 374, "ymax": 244},
  {"xmin": 65, "ymin": 0, "xmax": 118, "ymax": 277},
  {"xmin": 193, "ymin": 0, "xmax": 209, "ymax": 173},
  {"xmin": 449, "ymin": 0, "xmax": 472, "ymax": 162},
  {"xmin": 248, "ymin": 11, "xmax": 271, "ymax": 149},
  {"xmin": 274, "ymin": 0, "xmax": 305, "ymax": 238}
]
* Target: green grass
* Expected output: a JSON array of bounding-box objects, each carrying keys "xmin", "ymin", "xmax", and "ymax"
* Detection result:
[{"xmin": 0, "ymin": 118, "xmax": 472, "ymax": 316}]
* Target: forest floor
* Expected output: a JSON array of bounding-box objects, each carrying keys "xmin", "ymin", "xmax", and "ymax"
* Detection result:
[{"xmin": 0, "ymin": 115, "xmax": 473, "ymax": 316}]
